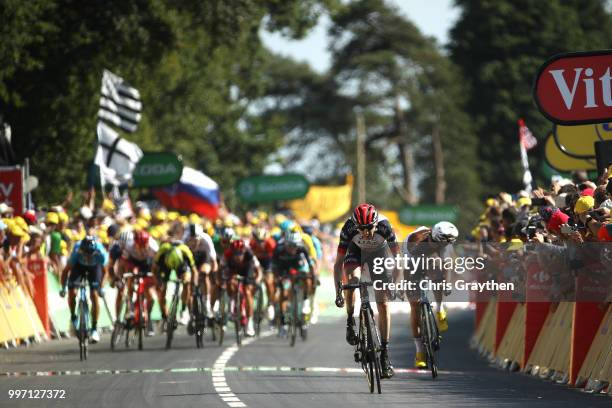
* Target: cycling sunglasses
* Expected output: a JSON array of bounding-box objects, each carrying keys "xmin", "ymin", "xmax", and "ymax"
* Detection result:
[{"xmin": 357, "ymin": 224, "xmax": 375, "ymax": 231}]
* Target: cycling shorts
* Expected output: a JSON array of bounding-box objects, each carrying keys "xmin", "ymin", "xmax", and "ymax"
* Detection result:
[
  {"xmin": 68, "ymin": 263, "xmax": 103, "ymax": 290},
  {"xmin": 157, "ymin": 263, "xmax": 191, "ymax": 284}
]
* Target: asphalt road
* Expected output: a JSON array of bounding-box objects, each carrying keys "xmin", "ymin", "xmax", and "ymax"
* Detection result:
[{"xmin": 0, "ymin": 308, "xmax": 608, "ymax": 408}]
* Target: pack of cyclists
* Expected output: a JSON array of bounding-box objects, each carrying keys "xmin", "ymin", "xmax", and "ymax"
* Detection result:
[{"xmin": 58, "ymin": 202, "xmax": 458, "ymax": 376}]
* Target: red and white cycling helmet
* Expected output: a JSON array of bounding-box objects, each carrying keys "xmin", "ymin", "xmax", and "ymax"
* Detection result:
[{"xmin": 352, "ymin": 203, "xmax": 378, "ymax": 228}]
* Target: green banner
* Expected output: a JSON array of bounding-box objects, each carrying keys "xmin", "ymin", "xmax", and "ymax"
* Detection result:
[
  {"xmin": 132, "ymin": 152, "xmax": 183, "ymax": 188},
  {"xmin": 399, "ymin": 205, "xmax": 458, "ymax": 226},
  {"xmin": 236, "ymin": 174, "xmax": 310, "ymax": 203}
]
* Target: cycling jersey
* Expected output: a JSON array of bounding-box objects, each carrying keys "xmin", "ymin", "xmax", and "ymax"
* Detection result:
[
  {"xmin": 223, "ymin": 247, "xmax": 259, "ymax": 279},
  {"xmin": 123, "ymin": 238, "xmax": 159, "ymax": 262},
  {"xmin": 271, "ymin": 243, "xmax": 314, "ymax": 275},
  {"xmin": 188, "ymin": 233, "xmax": 216, "ymax": 267},
  {"xmin": 337, "ymin": 214, "xmax": 398, "ymax": 255},
  {"xmin": 249, "ymin": 236, "xmax": 276, "ymax": 269},
  {"xmin": 155, "ymin": 242, "xmax": 196, "ymax": 282},
  {"xmin": 68, "ymin": 241, "xmax": 108, "ymax": 267}
]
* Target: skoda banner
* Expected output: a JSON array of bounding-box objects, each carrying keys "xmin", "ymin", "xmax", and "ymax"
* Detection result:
[
  {"xmin": 399, "ymin": 204, "xmax": 458, "ymax": 226},
  {"xmin": 236, "ymin": 174, "xmax": 310, "ymax": 203},
  {"xmin": 132, "ymin": 152, "xmax": 183, "ymax": 188}
]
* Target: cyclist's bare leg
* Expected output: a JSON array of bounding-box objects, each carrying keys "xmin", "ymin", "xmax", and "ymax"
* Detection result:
[
  {"xmin": 343, "ymin": 264, "xmax": 361, "ymax": 318},
  {"xmin": 181, "ymin": 280, "xmax": 191, "ymax": 313},
  {"xmin": 433, "ymin": 289, "xmax": 444, "ymax": 312},
  {"xmin": 156, "ymin": 283, "xmax": 168, "ymax": 319},
  {"xmin": 68, "ymin": 288, "xmax": 77, "ymax": 317},
  {"xmin": 90, "ymin": 289, "xmax": 99, "ymax": 329},
  {"xmin": 409, "ymin": 300, "xmax": 421, "ymax": 337},
  {"xmin": 245, "ymin": 285, "xmax": 254, "ymax": 318},
  {"xmin": 115, "ymin": 262, "xmax": 126, "ymax": 319},
  {"xmin": 376, "ymin": 301, "xmax": 390, "ymax": 342},
  {"xmin": 264, "ymin": 271, "xmax": 275, "ymax": 305}
]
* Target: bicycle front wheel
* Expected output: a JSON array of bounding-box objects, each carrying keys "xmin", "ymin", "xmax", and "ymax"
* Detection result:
[
  {"xmin": 253, "ymin": 285, "xmax": 264, "ymax": 337},
  {"xmin": 421, "ymin": 303, "xmax": 439, "ymax": 379},
  {"xmin": 217, "ymin": 290, "xmax": 229, "ymax": 346},
  {"xmin": 166, "ymin": 294, "xmax": 179, "ymax": 350},
  {"xmin": 234, "ymin": 290, "xmax": 243, "ymax": 347},
  {"xmin": 364, "ymin": 309, "xmax": 382, "ymax": 394},
  {"xmin": 79, "ymin": 300, "xmax": 88, "ymax": 361},
  {"xmin": 289, "ymin": 289, "xmax": 299, "ymax": 347},
  {"xmin": 137, "ymin": 296, "xmax": 144, "ymax": 351}
]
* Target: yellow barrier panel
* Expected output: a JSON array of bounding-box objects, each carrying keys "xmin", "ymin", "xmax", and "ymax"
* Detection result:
[
  {"xmin": 0, "ymin": 284, "xmax": 17, "ymax": 345},
  {"xmin": 0, "ymin": 280, "xmax": 46, "ymax": 345},
  {"xmin": 496, "ymin": 303, "xmax": 525, "ymax": 366},
  {"xmin": 472, "ymin": 298, "xmax": 496, "ymax": 354},
  {"xmin": 526, "ymin": 302, "xmax": 572, "ymax": 376},
  {"xmin": 579, "ymin": 305, "xmax": 611, "ymax": 384}
]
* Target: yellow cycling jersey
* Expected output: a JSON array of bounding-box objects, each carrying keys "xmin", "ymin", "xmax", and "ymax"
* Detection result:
[{"xmin": 155, "ymin": 242, "xmax": 196, "ymax": 269}]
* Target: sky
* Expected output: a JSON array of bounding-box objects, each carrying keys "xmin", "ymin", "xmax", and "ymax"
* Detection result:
[
  {"xmin": 260, "ymin": 0, "xmax": 460, "ymax": 73},
  {"xmin": 260, "ymin": 1, "xmax": 460, "ymax": 176}
]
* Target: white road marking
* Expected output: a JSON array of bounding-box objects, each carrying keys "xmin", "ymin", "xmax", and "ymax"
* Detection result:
[{"xmin": 211, "ymin": 331, "xmax": 273, "ymax": 408}]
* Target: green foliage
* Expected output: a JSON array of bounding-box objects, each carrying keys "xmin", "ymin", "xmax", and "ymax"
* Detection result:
[
  {"xmin": 449, "ymin": 0, "xmax": 612, "ymax": 193},
  {"xmin": 0, "ymin": 0, "xmax": 331, "ymax": 207}
]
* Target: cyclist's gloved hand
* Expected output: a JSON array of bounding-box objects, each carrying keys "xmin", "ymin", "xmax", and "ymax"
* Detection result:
[
  {"xmin": 335, "ymin": 282, "xmax": 344, "ymax": 308},
  {"xmin": 59, "ymin": 286, "xmax": 67, "ymax": 298}
]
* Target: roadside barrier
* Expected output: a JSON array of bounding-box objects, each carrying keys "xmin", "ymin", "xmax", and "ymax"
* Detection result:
[
  {"xmin": 0, "ymin": 279, "xmax": 46, "ymax": 347},
  {"xmin": 473, "ymin": 297, "xmax": 611, "ymax": 395}
]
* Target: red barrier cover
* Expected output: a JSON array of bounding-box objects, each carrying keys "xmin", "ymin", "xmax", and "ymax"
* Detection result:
[
  {"xmin": 26, "ymin": 257, "xmax": 49, "ymax": 336},
  {"xmin": 569, "ymin": 272, "xmax": 607, "ymax": 386}
]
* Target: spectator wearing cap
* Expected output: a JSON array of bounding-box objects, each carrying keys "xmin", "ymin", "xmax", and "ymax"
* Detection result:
[
  {"xmin": 45, "ymin": 212, "xmax": 65, "ymax": 275},
  {"xmin": 22, "ymin": 210, "xmax": 37, "ymax": 226},
  {"xmin": 545, "ymin": 207, "xmax": 570, "ymax": 235},
  {"xmin": 0, "ymin": 203, "xmax": 13, "ymax": 218},
  {"xmin": 574, "ymin": 196, "xmax": 600, "ymax": 240}
]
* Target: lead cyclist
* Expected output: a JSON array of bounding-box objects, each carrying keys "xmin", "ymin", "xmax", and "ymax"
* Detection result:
[{"xmin": 334, "ymin": 203, "xmax": 401, "ymax": 379}]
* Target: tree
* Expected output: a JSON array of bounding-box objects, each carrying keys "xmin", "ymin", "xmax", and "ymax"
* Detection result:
[
  {"xmin": 258, "ymin": 0, "xmax": 481, "ymax": 230},
  {"xmin": 449, "ymin": 0, "xmax": 612, "ymax": 193},
  {"xmin": 0, "ymin": 0, "xmax": 333, "ymax": 206}
]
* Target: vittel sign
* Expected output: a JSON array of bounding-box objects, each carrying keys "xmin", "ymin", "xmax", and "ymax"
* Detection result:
[{"xmin": 534, "ymin": 50, "xmax": 612, "ymax": 125}]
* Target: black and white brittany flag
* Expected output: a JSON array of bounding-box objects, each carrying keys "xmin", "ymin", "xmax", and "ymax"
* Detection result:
[
  {"xmin": 98, "ymin": 69, "xmax": 142, "ymax": 133},
  {"xmin": 94, "ymin": 121, "xmax": 143, "ymax": 186}
]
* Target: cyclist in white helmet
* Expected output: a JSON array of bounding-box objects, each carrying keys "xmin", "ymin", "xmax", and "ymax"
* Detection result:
[{"xmin": 404, "ymin": 221, "xmax": 458, "ymax": 368}]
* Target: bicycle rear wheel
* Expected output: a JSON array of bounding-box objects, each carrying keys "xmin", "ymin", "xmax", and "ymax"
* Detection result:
[
  {"xmin": 166, "ymin": 294, "xmax": 179, "ymax": 350},
  {"xmin": 137, "ymin": 296, "xmax": 144, "ymax": 351},
  {"xmin": 234, "ymin": 290, "xmax": 243, "ymax": 347},
  {"xmin": 364, "ymin": 309, "xmax": 382, "ymax": 394},
  {"xmin": 421, "ymin": 303, "xmax": 438, "ymax": 379},
  {"xmin": 289, "ymin": 289, "xmax": 298, "ymax": 347},
  {"xmin": 194, "ymin": 292, "xmax": 204, "ymax": 348}
]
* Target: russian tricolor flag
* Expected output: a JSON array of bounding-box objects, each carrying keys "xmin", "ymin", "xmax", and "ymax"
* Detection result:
[{"xmin": 154, "ymin": 167, "xmax": 220, "ymax": 219}]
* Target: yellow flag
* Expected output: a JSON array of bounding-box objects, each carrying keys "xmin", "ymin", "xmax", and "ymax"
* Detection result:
[
  {"xmin": 288, "ymin": 175, "xmax": 353, "ymax": 223},
  {"xmin": 379, "ymin": 210, "xmax": 417, "ymax": 241}
]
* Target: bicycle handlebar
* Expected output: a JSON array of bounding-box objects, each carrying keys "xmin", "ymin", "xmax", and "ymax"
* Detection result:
[
  {"xmin": 122, "ymin": 271, "xmax": 154, "ymax": 279},
  {"xmin": 341, "ymin": 281, "xmax": 373, "ymax": 290}
]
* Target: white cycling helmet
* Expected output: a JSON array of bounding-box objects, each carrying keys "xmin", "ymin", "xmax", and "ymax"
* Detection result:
[
  {"xmin": 118, "ymin": 231, "xmax": 134, "ymax": 246},
  {"xmin": 431, "ymin": 221, "xmax": 459, "ymax": 243}
]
